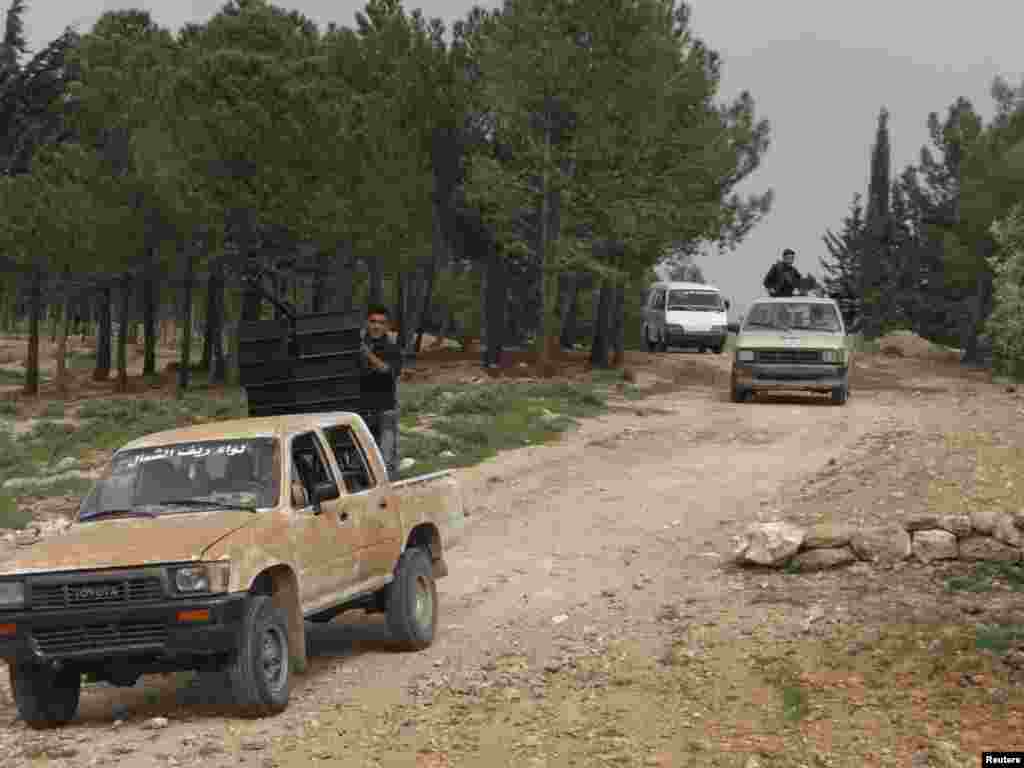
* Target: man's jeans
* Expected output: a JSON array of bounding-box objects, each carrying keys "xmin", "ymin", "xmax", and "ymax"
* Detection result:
[{"xmin": 365, "ymin": 409, "xmax": 399, "ymax": 478}]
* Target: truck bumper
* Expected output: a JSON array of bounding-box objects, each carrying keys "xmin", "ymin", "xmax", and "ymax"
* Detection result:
[
  {"xmin": 665, "ymin": 328, "xmax": 727, "ymax": 347},
  {"xmin": 0, "ymin": 593, "xmax": 248, "ymax": 665},
  {"xmin": 733, "ymin": 363, "xmax": 848, "ymax": 392}
]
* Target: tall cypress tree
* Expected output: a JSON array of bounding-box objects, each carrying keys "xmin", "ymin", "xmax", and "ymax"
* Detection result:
[{"xmin": 860, "ymin": 107, "xmax": 893, "ymax": 339}]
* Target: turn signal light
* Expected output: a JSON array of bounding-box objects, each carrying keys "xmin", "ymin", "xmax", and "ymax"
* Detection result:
[
  {"xmin": 176, "ymin": 609, "xmax": 210, "ymax": 623},
  {"xmin": 0, "ymin": 623, "xmax": 15, "ymax": 636}
]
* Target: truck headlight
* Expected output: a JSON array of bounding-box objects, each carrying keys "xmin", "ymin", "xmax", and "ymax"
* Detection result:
[
  {"xmin": 172, "ymin": 563, "xmax": 230, "ymax": 594},
  {"xmin": 0, "ymin": 581, "xmax": 25, "ymax": 609},
  {"xmin": 737, "ymin": 349, "xmax": 755, "ymax": 362},
  {"xmin": 821, "ymin": 350, "xmax": 842, "ymax": 363}
]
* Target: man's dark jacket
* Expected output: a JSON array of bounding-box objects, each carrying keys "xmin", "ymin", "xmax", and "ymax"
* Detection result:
[
  {"xmin": 763, "ymin": 261, "xmax": 803, "ymax": 297},
  {"xmin": 360, "ymin": 335, "xmax": 403, "ymax": 412}
]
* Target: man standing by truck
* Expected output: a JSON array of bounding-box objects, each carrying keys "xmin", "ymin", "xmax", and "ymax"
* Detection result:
[{"xmin": 360, "ymin": 304, "xmax": 403, "ymax": 477}]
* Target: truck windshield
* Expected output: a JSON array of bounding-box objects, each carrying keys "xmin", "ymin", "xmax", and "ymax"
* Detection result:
[
  {"xmin": 666, "ymin": 290, "xmax": 722, "ymax": 311},
  {"xmin": 78, "ymin": 438, "xmax": 281, "ymax": 521},
  {"xmin": 744, "ymin": 302, "xmax": 842, "ymax": 332}
]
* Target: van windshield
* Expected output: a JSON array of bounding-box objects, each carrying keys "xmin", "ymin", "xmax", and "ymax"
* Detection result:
[{"xmin": 667, "ymin": 290, "xmax": 722, "ymax": 311}]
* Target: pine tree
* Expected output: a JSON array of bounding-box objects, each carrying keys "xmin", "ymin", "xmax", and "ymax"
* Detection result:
[{"xmin": 821, "ymin": 193, "xmax": 864, "ymax": 328}]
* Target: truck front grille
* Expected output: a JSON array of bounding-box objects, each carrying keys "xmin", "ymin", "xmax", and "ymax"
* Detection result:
[
  {"xmin": 756, "ymin": 349, "xmax": 822, "ymax": 364},
  {"xmin": 33, "ymin": 622, "xmax": 168, "ymax": 656},
  {"xmin": 31, "ymin": 577, "xmax": 164, "ymax": 610}
]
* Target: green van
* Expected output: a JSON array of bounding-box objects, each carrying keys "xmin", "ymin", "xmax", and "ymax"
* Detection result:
[{"xmin": 730, "ymin": 296, "xmax": 851, "ymax": 405}]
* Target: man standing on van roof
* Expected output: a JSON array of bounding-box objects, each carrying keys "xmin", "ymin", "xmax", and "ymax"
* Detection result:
[{"xmin": 763, "ymin": 248, "xmax": 803, "ymax": 298}]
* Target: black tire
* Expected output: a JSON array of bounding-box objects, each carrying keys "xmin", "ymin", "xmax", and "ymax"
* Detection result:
[
  {"xmin": 226, "ymin": 595, "xmax": 291, "ymax": 716},
  {"xmin": 731, "ymin": 384, "xmax": 751, "ymax": 403},
  {"xmin": 10, "ymin": 662, "xmax": 81, "ymax": 729},
  {"xmin": 712, "ymin": 344, "xmax": 724, "ymax": 354},
  {"xmin": 386, "ymin": 547, "xmax": 438, "ymax": 651},
  {"xmin": 657, "ymin": 335, "xmax": 668, "ymax": 353},
  {"xmin": 644, "ymin": 327, "xmax": 656, "ymax": 353},
  {"xmin": 831, "ymin": 386, "xmax": 849, "ymax": 405}
]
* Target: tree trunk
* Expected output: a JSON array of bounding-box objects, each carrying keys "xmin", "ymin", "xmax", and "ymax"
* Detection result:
[
  {"xmin": 115, "ymin": 273, "xmax": 131, "ymax": 393},
  {"xmin": 590, "ymin": 278, "xmax": 614, "ymax": 369},
  {"xmin": 49, "ymin": 297, "xmax": 59, "ymax": 343},
  {"xmin": 209, "ymin": 257, "xmax": 226, "ymax": 383},
  {"xmin": 55, "ymin": 285, "xmax": 72, "ymax": 398},
  {"xmin": 366, "ymin": 254, "xmax": 384, "ymax": 306},
  {"xmin": 412, "ymin": 202, "xmax": 445, "ymax": 355},
  {"xmin": 482, "ymin": 242, "xmax": 508, "ymax": 368},
  {"xmin": 311, "ymin": 249, "xmax": 328, "ymax": 313},
  {"xmin": 177, "ymin": 239, "xmax": 196, "ymax": 397},
  {"xmin": 201, "ymin": 257, "xmax": 225, "ymax": 372},
  {"xmin": 610, "ymin": 279, "xmax": 627, "ymax": 368},
  {"xmin": 93, "ymin": 283, "xmax": 112, "ymax": 381},
  {"xmin": 143, "ymin": 262, "xmax": 158, "ymax": 377},
  {"xmin": 24, "ymin": 267, "xmax": 42, "ymax": 396},
  {"xmin": 557, "ymin": 272, "xmax": 578, "ymax": 350},
  {"xmin": 534, "ymin": 115, "xmax": 553, "ymax": 375},
  {"xmin": 394, "ymin": 271, "xmax": 407, "ymax": 345}
]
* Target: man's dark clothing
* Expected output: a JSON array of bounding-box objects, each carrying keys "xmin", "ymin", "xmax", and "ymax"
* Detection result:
[
  {"xmin": 360, "ymin": 335, "xmax": 403, "ymax": 413},
  {"xmin": 360, "ymin": 334, "xmax": 403, "ymax": 476},
  {"xmin": 763, "ymin": 261, "xmax": 803, "ymax": 297}
]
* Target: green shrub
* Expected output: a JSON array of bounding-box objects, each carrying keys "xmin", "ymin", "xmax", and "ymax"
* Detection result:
[{"xmin": 987, "ymin": 205, "xmax": 1024, "ymax": 379}]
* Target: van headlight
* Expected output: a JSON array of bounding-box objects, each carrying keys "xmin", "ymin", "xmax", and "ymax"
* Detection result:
[
  {"xmin": 0, "ymin": 581, "xmax": 24, "ymax": 609},
  {"xmin": 737, "ymin": 350, "xmax": 755, "ymax": 362},
  {"xmin": 172, "ymin": 563, "xmax": 230, "ymax": 594}
]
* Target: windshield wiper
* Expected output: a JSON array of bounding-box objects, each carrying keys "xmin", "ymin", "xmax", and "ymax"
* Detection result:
[
  {"xmin": 156, "ymin": 498, "xmax": 259, "ymax": 513},
  {"xmin": 79, "ymin": 508, "xmax": 157, "ymax": 522}
]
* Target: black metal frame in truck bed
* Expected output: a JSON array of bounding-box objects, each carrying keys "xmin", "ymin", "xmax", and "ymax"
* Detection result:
[{"xmin": 236, "ymin": 268, "xmax": 365, "ymax": 418}]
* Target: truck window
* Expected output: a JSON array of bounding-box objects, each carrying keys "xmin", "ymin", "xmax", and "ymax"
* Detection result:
[
  {"xmin": 291, "ymin": 432, "xmax": 335, "ymax": 497},
  {"xmin": 322, "ymin": 425, "xmax": 376, "ymax": 493}
]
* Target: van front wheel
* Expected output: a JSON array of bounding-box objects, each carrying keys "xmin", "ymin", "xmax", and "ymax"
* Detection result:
[{"xmin": 644, "ymin": 327, "xmax": 657, "ymax": 353}]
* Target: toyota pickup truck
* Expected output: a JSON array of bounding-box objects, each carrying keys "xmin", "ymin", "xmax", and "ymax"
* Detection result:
[{"xmin": 0, "ymin": 412, "xmax": 466, "ymax": 727}]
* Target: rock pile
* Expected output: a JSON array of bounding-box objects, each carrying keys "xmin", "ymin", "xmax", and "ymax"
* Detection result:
[{"xmin": 734, "ymin": 511, "xmax": 1024, "ymax": 570}]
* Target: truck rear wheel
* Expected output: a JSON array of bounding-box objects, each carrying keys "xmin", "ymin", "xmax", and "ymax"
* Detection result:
[
  {"xmin": 386, "ymin": 547, "xmax": 437, "ymax": 651},
  {"xmin": 10, "ymin": 662, "xmax": 81, "ymax": 729},
  {"xmin": 226, "ymin": 595, "xmax": 291, "ymax": 716}
]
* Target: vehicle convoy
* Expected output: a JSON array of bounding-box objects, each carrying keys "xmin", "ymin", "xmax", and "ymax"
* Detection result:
[
  {"xmin": 641, "ymin": 281, "xmax": 730, "ymax": 353},
  {"xmin": 0, "ymin": 305, "xmax": 467, "ymax": 728},
  {"xmin": 730, "ymin": 296, "xmax": 852, "ymax": 405}
]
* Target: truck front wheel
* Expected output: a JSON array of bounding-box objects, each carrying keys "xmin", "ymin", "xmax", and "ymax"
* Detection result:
[
  {"xmin": 10, "ymin": 662, "xmax": 81, "ymax": 729},
  {"xmin": 226, "ymin": 595, "xmax": 291, "ymax": 716},
  {"xmin": 386, "ymin": 547, "xmax": 437, "ymax": 651}
]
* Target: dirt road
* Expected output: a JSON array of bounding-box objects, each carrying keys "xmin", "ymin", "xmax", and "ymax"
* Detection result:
[{"xmin": 3, "ymin": 349, "xmax": 1023, "ymax": 767}]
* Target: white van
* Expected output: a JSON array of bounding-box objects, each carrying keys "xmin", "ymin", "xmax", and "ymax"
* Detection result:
[{"xmin": 641, "ymin": 281, "xmax": 730, "ymax": 353}]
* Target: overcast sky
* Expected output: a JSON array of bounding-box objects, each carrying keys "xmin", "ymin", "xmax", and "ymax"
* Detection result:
[{"xmin": 17, "ymin": 0, "xmax": 1024, "ymax": 314}]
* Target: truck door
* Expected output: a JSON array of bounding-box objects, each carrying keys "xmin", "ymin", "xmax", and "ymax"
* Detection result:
[
  {"xmin": 289, "ymin": 430, "xmax": 357, "ymax": 609},
  {"xmin": 320, "ymin": 424, "xmax": 403, "ymax": 583}
]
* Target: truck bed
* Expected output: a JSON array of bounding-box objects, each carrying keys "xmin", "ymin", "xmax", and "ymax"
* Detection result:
[{"xmin": 392, "ymin": 469, "xmax": 467, "ymax": 553}]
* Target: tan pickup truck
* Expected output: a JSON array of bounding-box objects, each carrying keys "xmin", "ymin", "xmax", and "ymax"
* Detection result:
[{"xmin": 0, "ymin": 411, "xmax": 465, "ymax": 727}]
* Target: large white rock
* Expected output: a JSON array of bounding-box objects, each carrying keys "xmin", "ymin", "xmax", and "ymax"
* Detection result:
[
  {"xmin": 850, "ymin": 524, "xmax": 912, "ymax": 564},
  {"xmin": 735, "ymin": 522, "xmax": 805, "ymax": 566},
  {"xmin": 911, "ymin": 529, "xmax": 958, "ymax": 563}
]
